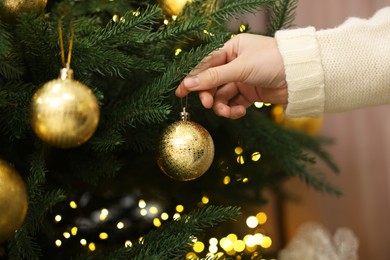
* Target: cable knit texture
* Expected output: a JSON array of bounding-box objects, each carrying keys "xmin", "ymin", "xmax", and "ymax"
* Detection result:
[{"xmin": 275, "ymin": 7, "xmax": 390, "ymax": 117}]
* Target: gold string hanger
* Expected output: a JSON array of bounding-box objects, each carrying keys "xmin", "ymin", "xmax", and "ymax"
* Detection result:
[{"xmin": 58, "ymin": 17, "xmax": 75, "ymax": 68}]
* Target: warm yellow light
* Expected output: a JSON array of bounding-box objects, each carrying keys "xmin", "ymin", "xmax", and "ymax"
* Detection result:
[
  {"xmin": 256, "ymin": 212, "xmax": 268, "ymax": 224},
  {"xmin": 254, "ymin": 102, "xmax": 264, "ymax": 108},
  {"xmin": 132, "ymin": 11, "xmax": 140, "ymax": 16},
  {"xmin": 80, "ymin": 239, "xmax": 87, "ymax": 246},
  {"xmin": 71, "ymin": 226, "xmax": 78, "ymax": 236},
  {"xmin": 117, "ymin": 222, "xmax": 125, "ymax": 229},
  {"xmin": 233, "ymin": 240, "xmax": 245, "ymax": 252},
  {"xmin": 193, "ymin": 241, "xmax": 205, "ymax": 253},
  {"xmin": 55, "ymin": 215, "xmax": 62, "ymax": 222},
  {"xmin": 149, "ymin": 206, "xmax": 159, "ymax": 214},
  {"xmin": 242, "ymin": 178, "xmax": 249, "ymax": 183},
  {"xmin": 244, "ymin": 235, "xmax": 256, "ymax": 247},
  {"xmin": 138, "ymin": 199, "xmax": 146, "ymax": 208},
  {"xmin": 100, "ymin": 208, "xmax": 109, "ymax": 221},
  {"xmin": 253, "ymin": 233, "xmax": 264, "ymax": 245},
  {"xmin": 153, "ymin": 218, "xmax": 162, "ymax": 227},
  {"xmin": 234, "ymin": 146, "xmax": 243, "ymax": 155},
  {"xmin": 88, "ymin": 242, "xmax": 96, "ymax": 252},
  {"xmin": 176, "ymin": 205, "xmax": 184, "ymax": 213},
  {"xmin": 201, "ymin": 196, "xmax": 209, "ymax": 204},
  {"xmin": 55, "ymin": 239, "xmax": 62, "ymax": 247},
  {"xmin": 209, "ymin": 237, "xmax": 218, "ymax": 246},
  {"xmin": 272, "ymin": 105, "xmax": 284, "ymax": 115},
  {"xmin": 140, "ymin": 209, "xmax": 148, "ymax": 216},
  {"xmin": 172, "ymin": 15, "xmax": 178, "ymax": 20},
  {"xmin": 223, "ymin": 176, "xmax": 231, "ymax": 185},
  {"xmin": 209, "ymin": 245, "xmax": 218, "ymax": 254},
  {"xmin": 264, "ymin": 103, "xmax": 271, "ymax": 106},
  {"xmin": 227, "ymin": 233, "xmax": 238, "ymax": 242},
  {"xmin": 246, "ymin": 244, "xmax": 257, "ymax": 252},
  {"xmin": 112, "ymin": 14, "xmax": 119, "ymax": 22},
  {"xmin": 261, "ymin": 236, "xmax": 272, "ymax": 248},
  {"xmin": 163, "ymin": 19, "xmax": 169, "ymax": 25},
  {"xmin": 125, "ymin": 240, "xmax": 132, "ymax": 248},
  {"xmin": 239, "ymin": 24, "xmax": 246, "ymax": 32},
  {"xmin": 99, "ymin": 232, "xmax": 109, "ymax": 240},
  {"xmin": 186, "ymin": 252, "xmax": 197, "ymax": 259},
  {"xmin": 237, "ymin": 155, "xmax": 245, "ymax": 164},
  {"xmin": 70, "ymin": 201, "xmax": 77, "ymax": 209},
  {"xmin": 246, "ymin": 216, "xmax": 258, "ymax": 228},
  {"xmin": 208, "ymin": 245, "xmax": 218, "ymax": 254},
  {"xmin": 175, "ymin": 48, "xmax": 182, "ymax": 56},
  {"xmin": 220, "ymin": 237, "xmax": 233, "ymax": 251},
  {"xmin": 63, "ymin": 232, "xmax": 71, "ymax": 239},
  {"xmin": 251, "ymin": 152, "xmax": 261, "ymax": 161},
  {"xmin": 161, "ymin": 212, "xmax": 169, "ymax": 220},
  {"xmin": 173, "ymin": 213, "xmax": 181, "ymax": 220}
]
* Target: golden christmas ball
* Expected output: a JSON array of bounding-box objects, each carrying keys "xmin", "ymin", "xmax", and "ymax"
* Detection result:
[
  {"xmin": 0, "ymin": 159, "xmax": 28, "ymax": 243},
  {"xmin": 0, "ymin": 0, "xmax": 47, "ymax": 22},
  {"xmin": 157, "ymin": 109, "xmax": 214, "ymax": 181},
  {"xmin": 159, "ymin": 0, "xmax": 191, "ymax": 15},
  {"xmin": 31, "ymin": 68, "xmax": 100, "ymax": 148}
]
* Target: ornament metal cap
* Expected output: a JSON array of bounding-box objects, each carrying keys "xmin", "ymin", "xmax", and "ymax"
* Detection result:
[
  {"xmin": 180, "ymin": 107, "xmax": 190, "ymax": 121},
  {"xmin": 60, "ymin": 66, "xmax": 74, "ymax": 80}
]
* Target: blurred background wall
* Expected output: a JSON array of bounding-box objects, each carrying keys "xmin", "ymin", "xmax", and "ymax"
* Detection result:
[{"xmin": 282, "ymin": 1, "xmax": 390, "ymax": 259}]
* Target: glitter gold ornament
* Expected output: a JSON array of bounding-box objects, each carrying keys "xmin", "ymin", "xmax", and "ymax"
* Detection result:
[
  {"xmin": 156, "ymin": 108, "xmax": 214, "ymax": 181},
  {"xmin": 0, "ymin": 159, "xmax": 28, "ymax": 243},
  {"xmin": 30, "ymin": 67, "xmax": 100, "ymax": 148},
  {"xmin": 0, "ymin": 0, "xmax": 47, "ymax": 22}
]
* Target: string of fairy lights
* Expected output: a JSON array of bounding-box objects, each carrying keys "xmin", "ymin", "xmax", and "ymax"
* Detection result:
[
  {"xmin": 53, "ymin": 197, "xmax": 274, "ymax": 259},
  {"xmin": 51, "ymin": 141, "xmax": 275, "ymax": 259}
]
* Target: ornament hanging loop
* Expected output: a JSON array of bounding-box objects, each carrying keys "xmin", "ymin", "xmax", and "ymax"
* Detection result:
[
  {"xmin": 180, "ymin": 97, "xmax": 190, "ymax": 121},
  {"xmin": 58, "ymin": 16, "xmax": 75, "ymax": 69}
]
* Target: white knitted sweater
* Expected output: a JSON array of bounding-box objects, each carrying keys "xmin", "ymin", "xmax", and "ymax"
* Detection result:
[{"xmin": 275, "ymin": 7, "xmax": 390, "ymax": 117}]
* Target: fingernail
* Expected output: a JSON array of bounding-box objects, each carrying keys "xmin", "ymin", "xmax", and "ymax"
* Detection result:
[{"xmin": 183, "ymin": 76, "xmax": 200, "ymax": 89}]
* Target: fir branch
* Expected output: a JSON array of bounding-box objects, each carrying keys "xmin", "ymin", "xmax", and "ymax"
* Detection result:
[
  {"xmin": 111, "ymin": 40, "xmax": 224, "ymax": 130},
  {"xmin": 0, "ymin": 52, "xmax": 25, "ymax": 80},
  {"xmin": 210, "ymin": 0, "xmax": 275, "ymax": 23},
  {"xmin": 0, "ymin": 81, "xmax": 34, "ymax": 139},
  {"xmin": 108, "ymin": 206, "xmax": 241, "ymax": 260},
  {"xmin": 8, "ymin": 149, "xmax": 66, "ymax": 259},
  {"xmin": 0, "ymin": 20, "xmax": 12, "ymax": 58},
  {"xmin": 88, "ymin": 5, "xmax": 162, "ymax": 44},
  {"xmin": 228, "ymin": 109, "xmax": 342, "ymax": 196},
  {"xmin": 138, "ymin": 17, "xmax": 208, "ymax": 44},
  {"xmin": 89, "ymin": 129, "xmax": 125, "ymax": 152},
  {"xmin": 266, "ymin": 0, "xmax": 298, "ymax": 35}
]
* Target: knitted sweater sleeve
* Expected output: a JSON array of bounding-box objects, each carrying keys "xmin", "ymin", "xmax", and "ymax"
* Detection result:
[{"xmin": 275, "ymin": 7, "xmax": 390, "ymax": 117}]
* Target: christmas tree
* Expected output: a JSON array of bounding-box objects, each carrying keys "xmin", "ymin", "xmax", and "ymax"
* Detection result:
[{"xmin": 0, "ymin": 0, "xmax": 340, "ymax": 259}]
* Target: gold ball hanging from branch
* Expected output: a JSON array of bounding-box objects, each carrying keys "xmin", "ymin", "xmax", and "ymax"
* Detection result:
[
  {"xmin": 0, "ymin": 159, "xmax": 28, "ymax": 243},
  {"xmin": 159, "ymin": 0, "xmax": 191, "ymax": 16},
  {"xmin": 0, "ymin": 0, "xmax": 47, "ymax": 22},
  {"xmin": 156, "ymin": 109, "xmax": 214, "ymax": 181},
  {"xmin": 30, "ymin": 68, "xmax": 100, "ymax": 148}
]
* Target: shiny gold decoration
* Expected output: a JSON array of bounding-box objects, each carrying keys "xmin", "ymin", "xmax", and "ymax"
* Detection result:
[
  {"xmin": 0, "ymin": 159, "xmax": 28, "ymax": 243},
  {"xmin": 0, "ymin": 0, "xmax": 47, "ymax": 22},
  {"xmin": 271, "ymin": 105, "xmax": 323, "ymax": 135},
  {"xmin": 157, "ymin": 108, "xmax": 214, "ymax": 181},
  {"xmin": 30, "ymin": 68, "xmax": 100, "ymax": 148},
  {"xmin": 159, "ymin": 0, "xmax": 191, "ymax": 15}
]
